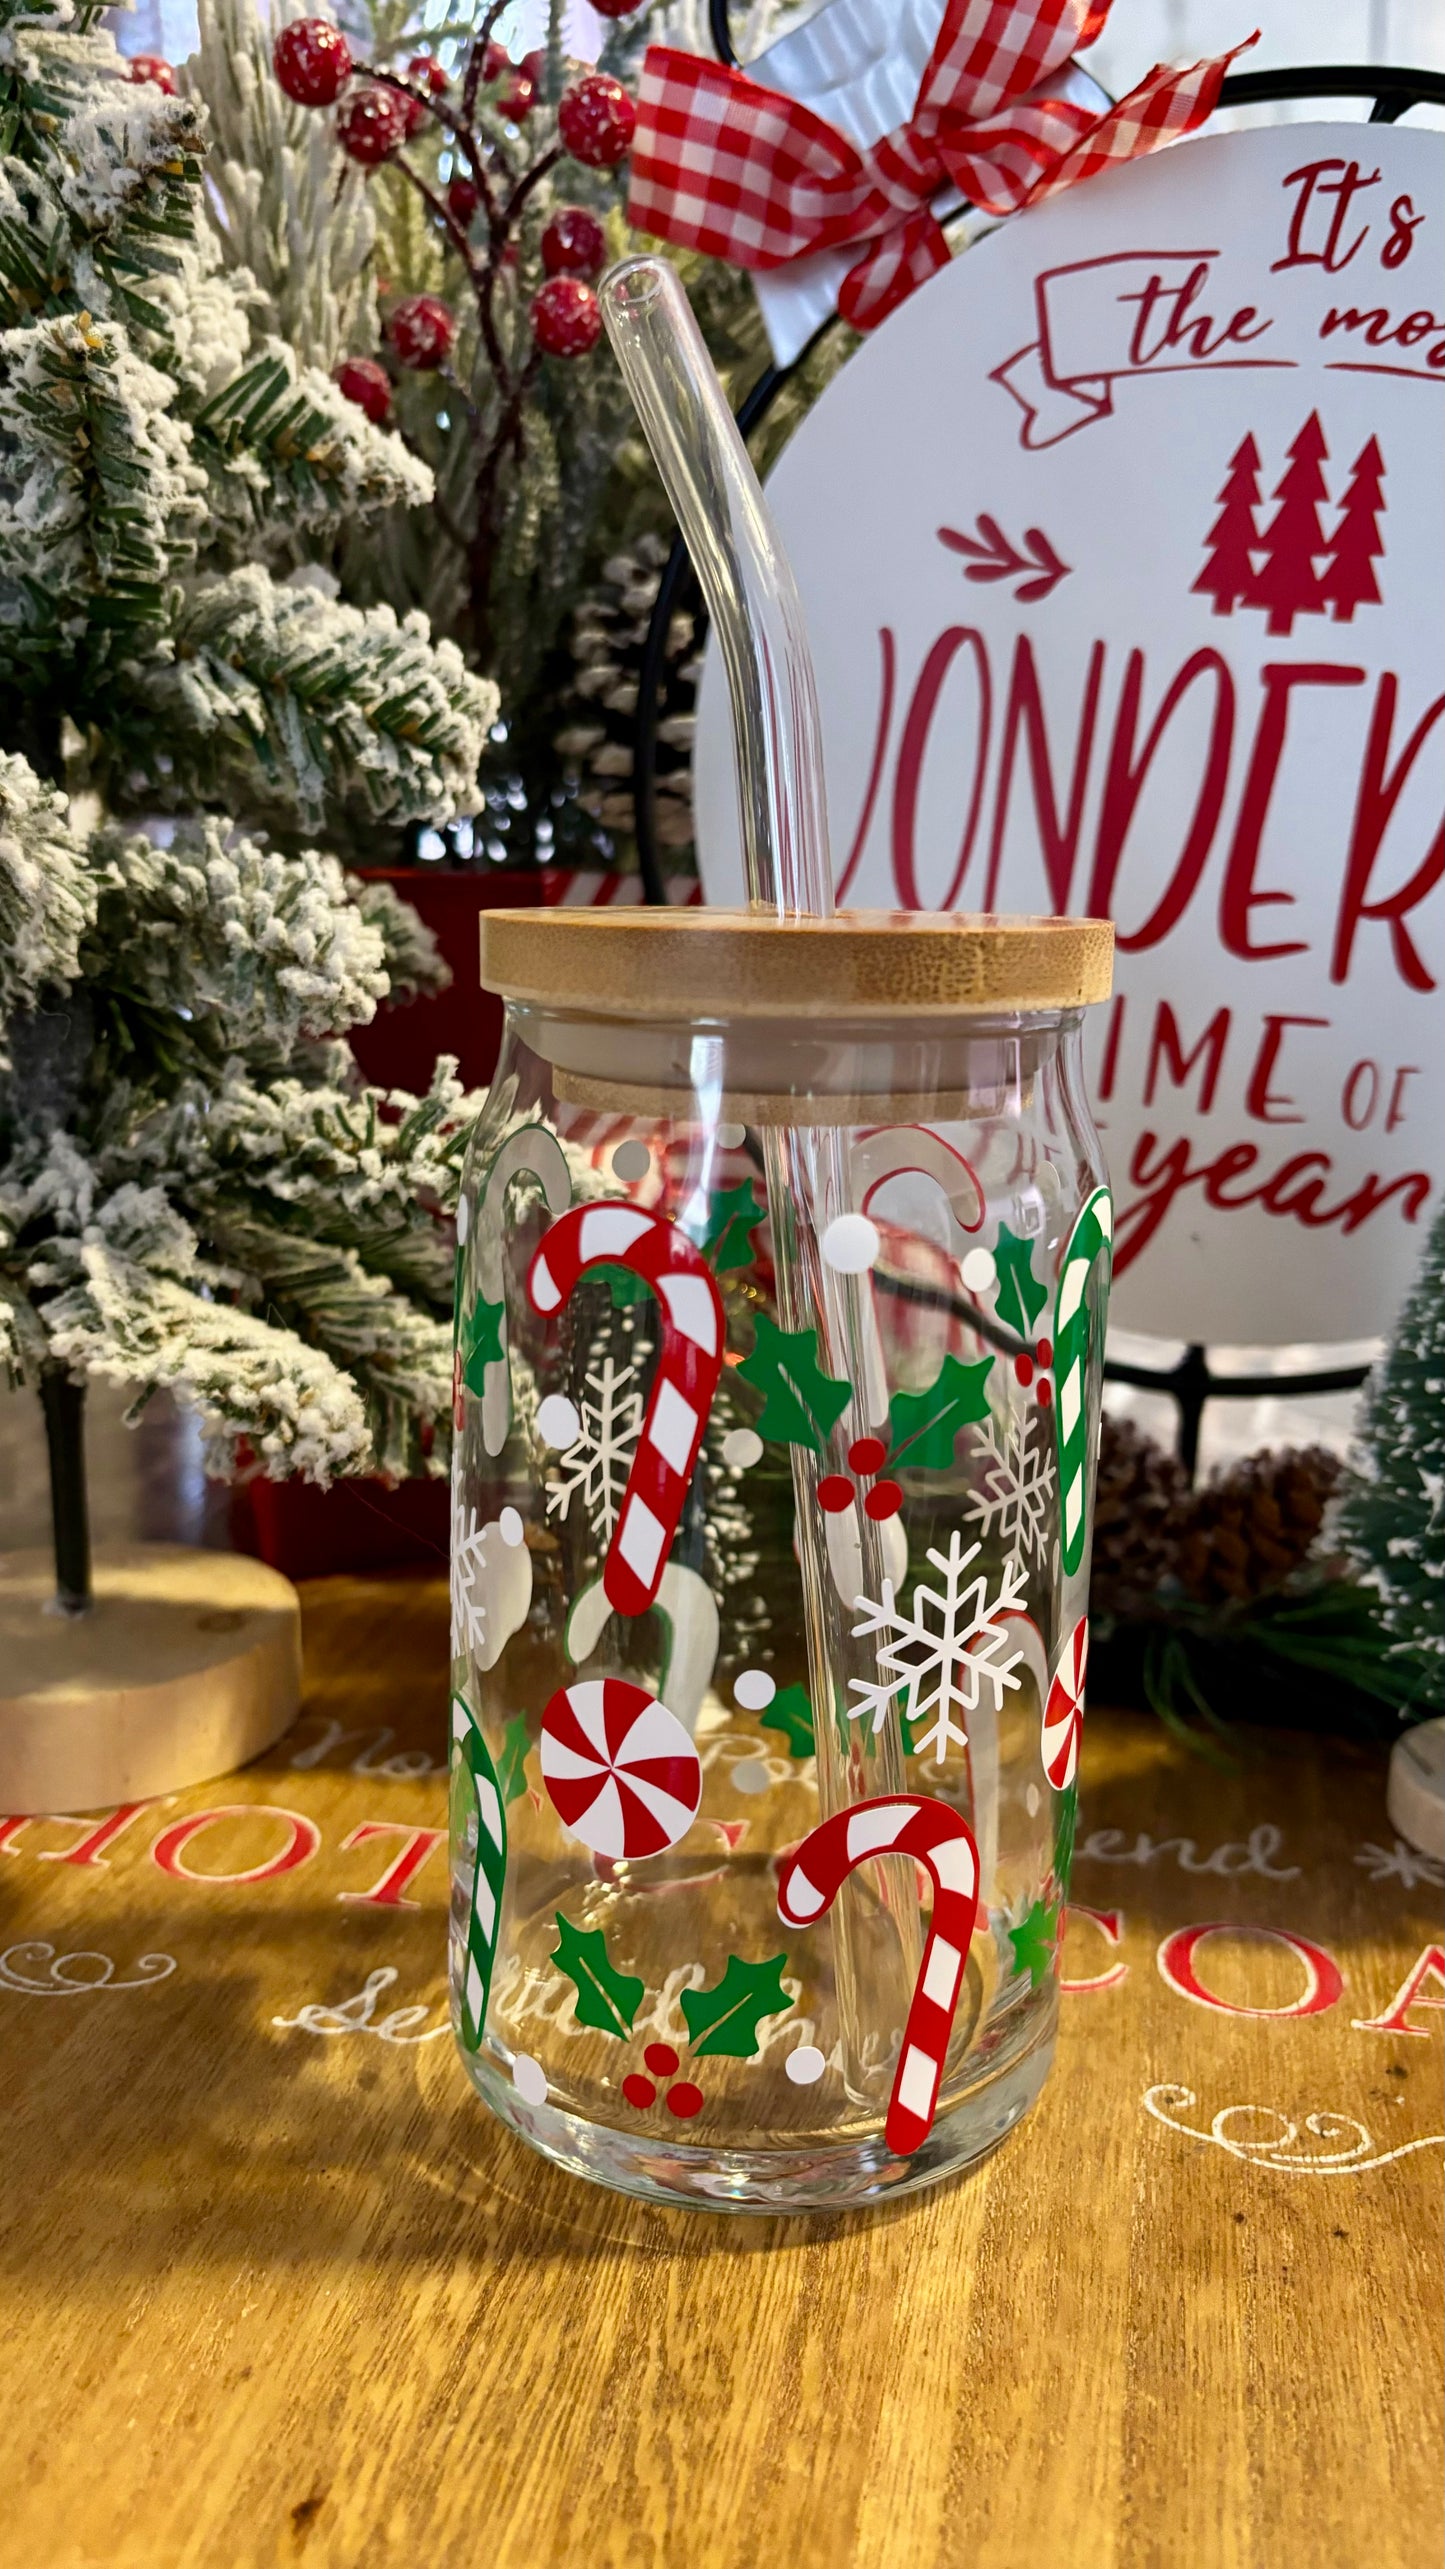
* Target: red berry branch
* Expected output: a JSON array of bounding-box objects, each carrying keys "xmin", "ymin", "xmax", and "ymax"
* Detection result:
[{"xmin": 273, "ymin": 3, "xmax": 643, "ymax": 663}]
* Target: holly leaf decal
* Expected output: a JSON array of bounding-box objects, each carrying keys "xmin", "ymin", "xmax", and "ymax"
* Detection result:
[
  {"xmin": 460, "ymin": 1289, "xmax": 505, "ymax": 1398},
  {"xmin": 700, "ymin": 1178, "xmax": 764, "ymax": 1273},
  {"xmin": 760, "ymin": 1683, "xmax": 815, "ymax": 1759},
  {"xmin": 993, "ymin": 1223, "xmax": 1048, "ymax": 1338},
  {"xmin": 1007, "ymin": 1897, "xmax": 1061, "ymax": 1991},
  {"xmin": 593, "ymin": 1262, "xmax": 651, "ymax": 1308},
  {"xmin": 887, "ymin": 1352, "xmax": 994, "ymax": 1472},
  {"xmin": 1051, "ymin": 1779, "xmax": 1078, "ymax": 1890},
  {"xmin": 551, "ymin": 1913, "xmax": 643, "ymax": 2039},
  {"xmin": 737, "ymin": 1315, "xmax": 850, "ymax": 1453},
  {"xmin": 680, "ymin": 1952, "xmax": 793, "ymax": 2057},
  {"xmin": 495, "ymin": 1713, "xmax": 531, "ymax": 1807}
]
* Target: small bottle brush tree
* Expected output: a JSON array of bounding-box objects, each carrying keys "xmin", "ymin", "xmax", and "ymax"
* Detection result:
[
  {"xmin": 1338, "ymin": 1204, "xmax": 1445, "ymax": 1716},
  {"xmin": 0, "ymin": 0, "xmax": 497, "ymax": 1614}
]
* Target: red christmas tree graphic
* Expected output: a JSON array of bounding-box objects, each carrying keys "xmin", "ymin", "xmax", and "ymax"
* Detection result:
[
  {"xmin": 1192, "ymin": 433, "xmax": 1262, "ymax": 615},
  {"xmin": 1249, "ymin": 412, "xmax": 1330, "ymax": 636},
  {"xmin": 1318, "ymin": 435, "xmax": 1386, "ymax": 621}
]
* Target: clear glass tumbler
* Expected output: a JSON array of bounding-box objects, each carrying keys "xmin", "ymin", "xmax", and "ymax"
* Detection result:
[{"xmin": 450, "ymin": 908, "xmax": 1113, "ymax": 2211}]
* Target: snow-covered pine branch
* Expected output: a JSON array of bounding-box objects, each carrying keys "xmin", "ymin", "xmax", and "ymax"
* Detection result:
[
  {"xmin": 186, "ymin": 0, "xmax": 377, "ymax": 374},
  {"xmin": 0, "ymin": 755, "xmax": 95, "ymax": 1045}
]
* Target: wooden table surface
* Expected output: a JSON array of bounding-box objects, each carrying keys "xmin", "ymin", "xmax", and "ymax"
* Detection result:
[{"xmin": 2, "ymin": 1575, "xmax": 1440, "ymax": 2569}]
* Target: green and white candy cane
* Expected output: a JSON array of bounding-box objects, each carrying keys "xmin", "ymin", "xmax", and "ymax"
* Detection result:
[
  {"xmin": 471, "ymin": 1126, "xmax": 571, "ymax": 1457},
  {"xmin": 451, "ymin": 1694, "xmax": 508, "ymax": 2054},
  {"xmin": 1051, "ymin": 1185, "xmax": 1113, "ymax": 1578}
]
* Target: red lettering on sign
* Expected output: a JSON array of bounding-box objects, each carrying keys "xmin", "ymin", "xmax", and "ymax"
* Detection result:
[
  {"xmin": 1221, "ymin": 664, "xmax": 1367, "ymax": 959},
  {"xmin": 1274, "ymin": 158, "xmax": 1380, "ymax": 273},
  {"xmin": 1143, "ymin": 1002, "xmax": 1231, "ymax": 1113},
  {"xmin": 1244, "ymin": 1016, "xmax": 1330, "ymax": 1125},
  {"xmin": 984, "ymin": 634, "xmax": 1104, "ymax": 912},
  {"xmin": 151, "ymin": 1805, "xmax": 320, "ymax": 1884},
  {"xmin": 890, "ymin": 626, "xmax": 991, "ymax": 910},
  {"xmin": 1331, "ymin": 676, "xmax": 1445, "ymax": 990},
  {"xmin": 1089, "ymin": 647, "xmax": 1234, "ymax": 946},
  {"xmin": 1351, "ymin": 1944, "xmax": 1445, "ymax": 2038},
  {"xmin": 1157, "ymin": 1921, "xmax": 1344, "ymax": 2017},
  {"xmin": 1113, "ymin": 1128, "xmax": 1431, "ymax": 1271}
]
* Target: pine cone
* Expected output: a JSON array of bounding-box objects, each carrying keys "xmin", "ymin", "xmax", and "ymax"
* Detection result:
[
  {"xmin": 1175, "ymin": 1445, "xmax": 1343, "ymax": 1607},
  {"xmin": 1089, "ymin": 1413, "xmax": 1192, "ymax": 1620},
  {"xmin": 552, "ymin": 534, "xmax": 698, "ymax": 855}
]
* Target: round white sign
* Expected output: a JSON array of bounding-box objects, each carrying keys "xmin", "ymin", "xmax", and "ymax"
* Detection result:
[{"xmin": 695, "ymin": 123, "xmax": 1444, "ymax": 1344}]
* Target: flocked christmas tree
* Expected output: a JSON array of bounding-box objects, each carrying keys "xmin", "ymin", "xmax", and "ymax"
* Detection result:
[
  {"xmin": 0, "ymin": 0, "xmax": 496, "ymax": 1610},
  {"xmin": 1337, "ymin": 1202, "xmax": 1445, "ymax": 1716}
]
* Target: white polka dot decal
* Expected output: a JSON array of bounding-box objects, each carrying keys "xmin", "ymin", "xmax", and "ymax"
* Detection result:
[
  {"xmin": 733, "ymin": 1668, "xmax": 777, "ymax": 1712},
  {"xmin": 721, "ymin": 1427, "xmax": 764, "ymax": 1470},
  {"xmin": 536, "ymin": 1393, "xmax": 582, "ymax": 1451},
  {"xmin": 821, "ymin": 1213, "xmax": 880, "ymax": 1274}
]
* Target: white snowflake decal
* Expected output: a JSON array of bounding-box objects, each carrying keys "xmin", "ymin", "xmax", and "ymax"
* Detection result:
[
  {"xmin": 450, "ymin": 1486, "xmax": 531, "ymax": 1670},
  {"xmin": 1355, "ymin": 1838, "xmax": 1445, "ymax": 1891},
  {"xmin": 848, "ymin": 1532, "xmax": 1028, "ymax": 1765},
  {"xmin": 545, "ymin": 1358, "xmax": 643, "ymax": 1542},
  {"xmin": 962, "ymin": 1407, "xmax": 1055, "ymax": 1567},
  {"xmin": 451, "ymin": 1487, "xmax": 490, "ymax": 1658}
]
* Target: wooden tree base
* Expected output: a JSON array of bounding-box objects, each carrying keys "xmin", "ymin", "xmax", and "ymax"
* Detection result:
[{"xmin": 0, "ymin": 1545, "xmax": 302, "ymax": 1815}]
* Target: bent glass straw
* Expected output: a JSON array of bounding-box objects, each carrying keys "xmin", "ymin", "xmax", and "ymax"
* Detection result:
[{"xmin": 600, "ymin": 255, "xmax": 922, "ymax": 2107}]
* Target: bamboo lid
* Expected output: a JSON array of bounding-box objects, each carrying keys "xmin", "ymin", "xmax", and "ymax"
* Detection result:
[{"xmin": 479, "ymin": 908, "xmax": 1112, "ymax": 1018}]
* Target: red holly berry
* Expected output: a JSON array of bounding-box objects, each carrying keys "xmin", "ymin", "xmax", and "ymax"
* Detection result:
[
  {"xmin": 848, "ymin": 1436, "xmax": 888, "ymax": 1476},
  {"xmin": 591, "ymin": 0, "xmax": 644, "ymax": 13},
  {"xmin": 125, "ymin": 53, "xmax": 177, "ymax": 93},
  {"xmin": 863, "ymin": 1480, "xmax": 903, "ymax": 1521},
  {"xmin": 666, "ymin": 2082, "xmax": 705, "ymax": 2119},
  {"xmin": 446, "ymin": 174, "xmax": 480, "ymax": 228},
  {"xmin": 334, "ymin": 356, "xmax": 391, "ymax": 424},
  {"xmin": 388, "ymin": 294, "xmax": 456, "ymax": 369},
  {"xmin": 399, "ymin": 52, "xmax": 447, "ymax": 132},
  {"xmin": 817, "ymin": 1476, "xmax": 854, "ymax": 1514},
  {"xmin": 272, "ymin": 17, "xmax": 352, "ymax": 107},
  {"xmin": 482, "ymin": 42, "xmax": 534, "ymax": 118},
  {"xmin": 541, "ymin": 206, "xmax": 607, "ymax": 281},
  {"xmin": 531, "ymin": 276, "xmax": 602, "ymax": 358},
  {"xmin": 558, "ymin": 73, "xmax": 635, "ymax": 169},
  {"xmin": 335, "ymin": 84, "xmax": 409, "ymax": 164}
]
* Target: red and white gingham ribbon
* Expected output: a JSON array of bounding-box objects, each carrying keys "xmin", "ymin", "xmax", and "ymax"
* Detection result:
[{"xmin": 629, "ymin": 0, "xmax": 1256, "ymax": 334}]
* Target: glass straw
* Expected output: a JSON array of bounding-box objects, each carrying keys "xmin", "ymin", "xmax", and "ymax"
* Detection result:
[{"xmin": 601, "ymin": 256, "xmax": 922, "ymax": 2109}]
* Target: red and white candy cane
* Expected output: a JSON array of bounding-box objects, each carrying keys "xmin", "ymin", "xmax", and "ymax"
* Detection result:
[
  {"xmin": 1042, "ymin": 1614, "xmax": 1089, "ymax": 1793},
  {"xmin": 528, "ymin": 1204, "xmax": 724, "ymax": 1618},
  {"xmin": 777, "ymin": 1796, "xmax": 981, "ymax": 2157}
]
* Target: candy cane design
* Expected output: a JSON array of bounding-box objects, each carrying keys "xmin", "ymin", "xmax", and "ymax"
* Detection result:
[
  {"xmin": 451, "ymin": 1695, "xmax": 507, "ymax": 2053},
  {"xmin": 851, "ymin": 1125, "xmax": 985, "ymax": 1238},
  {"xmin": 1051, "ymin": 1186, "xmax": 1113, "ymax": 1577},
  {"xmin": 528, "ymin": 1205, "xmax": 724, "ymax": 1617},
  {"xmin": 473, "ymin": 1126, "xmax": 572, "ymax": 1457},
  {"xmin": 1042, "ymin": 1614, "xmax": 1089, "ymax": 1793},
  {"xmin": 777, "ymin": 1796, "xmax": 981, "ymax": 2156}
]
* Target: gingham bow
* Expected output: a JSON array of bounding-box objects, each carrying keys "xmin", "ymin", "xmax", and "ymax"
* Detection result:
[{"xmin": 628, "ymin": 0, "xmax": 1255, "ymax": 334}]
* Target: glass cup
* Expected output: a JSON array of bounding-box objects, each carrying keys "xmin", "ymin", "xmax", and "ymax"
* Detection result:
[{"xmin": 450, "ymin": 908, "xmax": 1114, "ymax": 2212}]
